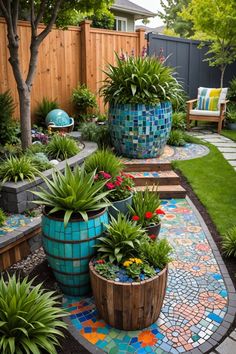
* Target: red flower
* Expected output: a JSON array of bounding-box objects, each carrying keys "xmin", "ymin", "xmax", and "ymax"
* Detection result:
[
  {"xmin": 126, "ymin": 186, "xmax": 131, "ymax": 191},
  {"xmin": 149, "ymin": 234, "xmax": 157, "ymax": 240},
  {"xmin": 132, "ymin": 215, "xmax": 140, "ymax": 221},
  {"xmin": 96, "ymin": 259, "xmax": 105, "ymax": 264},
  {"xmin": 106, "ymin": 182, "xmax": 115, "ymax": 190},
  {"xmin": 156, "ymin": 209, "xmax": 165, "ymax": 215},
  {"xmin": 116, "ymin": 176, "xmax": 123, "ymax": 183},
  {"xmin": 145, "ymin": 211, "xmax": 153, "ymax": 219},
  {"xmin": 100, "ymin": 171, "xmax": 111, "ymax": 179},
  {"xmin": 114, "ymin": 180, "xmax": 121, "ymax": 187}
]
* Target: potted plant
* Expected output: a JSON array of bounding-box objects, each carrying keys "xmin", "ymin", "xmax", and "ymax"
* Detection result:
[
  {"xmin": 89, "ymin": 214, "xmax": 172, "ymax": 330},
  {"xmin": 128, "ymin": 186, "xmax": 165, "ymax": 239},
  {"xmin": 100, "ymin": 52, "xmax": 182, "ymax": 158},
  {"xmin": 33, "ymin": 164, "xmax": 111, "ymax": 296},
  {"xmin": 226, "ymin": 105, "xmax": 236, "ymax": 130},
  {"xmin": 95, "ymin": 171, "xmax": 135, "ymax": 218}
]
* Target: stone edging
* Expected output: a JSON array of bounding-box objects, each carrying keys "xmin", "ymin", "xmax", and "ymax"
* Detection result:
[{"xmin": 0, "ymin": 141, "xmax": 98, "ymax": 213}]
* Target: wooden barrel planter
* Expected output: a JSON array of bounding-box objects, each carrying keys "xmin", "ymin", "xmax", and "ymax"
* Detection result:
[
  {"xmin": 42, "ymin": 208, "xmax": 108, "ymax": 296},
  {"xmin": 89, "ymin": 262, "xmax": 168, "ymax": 330}
]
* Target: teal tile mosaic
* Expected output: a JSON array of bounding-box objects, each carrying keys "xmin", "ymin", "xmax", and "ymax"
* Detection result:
[
  {"xmin": 108, "ymin": 102, "xmax": 172, "ymax": 158},
  {"xmin": 63, "ymin": 199, "xmax": 230, "ymax": 353}
]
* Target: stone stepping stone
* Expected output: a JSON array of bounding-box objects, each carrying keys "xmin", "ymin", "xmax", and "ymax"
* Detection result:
[
  {"xmin": 228, "ymin": 160, "xmax": 236, "ymax": 167},
  {"xmin": 217, "ymin": 147, "xmax": 236, "ymax": 153},
  {"xmin": 211, "ymin": 142, "xmax": 236, "ymax": 148},
  {"xmin": 222, "ymin": 153, "xmax": 236, "ymax": 160}
]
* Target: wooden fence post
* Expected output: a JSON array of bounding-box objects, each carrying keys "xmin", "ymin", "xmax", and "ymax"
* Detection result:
[
  {"xmin": 136, "ymin": 28, "xmax": 146, "ymax": 56},
  {"xmin": 80, "ymin": 20, "xmax": 92, "ymax": 88}
]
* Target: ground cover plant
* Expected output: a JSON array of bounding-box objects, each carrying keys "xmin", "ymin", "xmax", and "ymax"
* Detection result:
[
  {"xmin": 221, "ymin": 226, "xmax": 236, "ymax": 257},
  {"xmin": 173, "ymin": 140, "xmax": 236, "ymax": 234},
  {"xmin": 168, "ymin": 130, "xmax": 186, "ymax": 146},
  {"xmin": 46, "ymin": 135, "xmax": 80, "ymax": 160},
  {"xmin": 0, "ymin": 274, "xmax": 66, "ymax": 354}
]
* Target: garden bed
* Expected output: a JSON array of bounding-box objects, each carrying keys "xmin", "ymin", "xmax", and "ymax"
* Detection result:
[{"xmin": 0, "ymin": 141, "xmax": 97, "ymax": 213}]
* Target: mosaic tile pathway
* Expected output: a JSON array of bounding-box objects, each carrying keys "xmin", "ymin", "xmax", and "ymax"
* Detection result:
[
  {"xmin": 0, "ymin": 214, "xmax": 34, "ymax": 236},
  {"xmin": 63, "ymin": 198, "xmax": 232, "ymax": 354},
  {"xmin": 122, "ymin": 143, "xmax": 209, "ymax": 164}
]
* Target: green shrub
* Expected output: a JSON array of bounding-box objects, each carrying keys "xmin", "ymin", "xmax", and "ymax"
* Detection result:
[
  {"xmin": 46, "ymin": 135, "xmax": 79, "ymax": 160},
  {"xmin": 85, "ymin": 149, "xmax": 123, "ymax": 177},
  {"xmin": 95, "ymin": 214, "xmax": 146, "ymax": 263},
  {"xmin": 0, "ymin": 208, "xmax": 6, "ymax": 226},
  {"xmin": 0, "ymin": 143, "xmax": 22, "ymax": 159},
  {"xmin": 30, "ymin": 153, "xmax": 53, "ymax": 171},
  {"xmin": 222, "ymin": 226, "xmax": 236, "ymax": 257},
  {"xmin": 141, "ymin": 239, "xmax": 172, "ymax": 269},
  {"xmin": 0, "ymin": 274, "xmax": 66, "ymax": 354},
  {"xmin": 26, "ymin": 143, "xmax": 46, "ymax": 155},
  {"xmin": 35, "ymin": 97, "xmax": 59, "ymax": 125},
  {"xmin": 128, "ymin": 187, "xmax": 161, "ymax": 227},
  {"xmin": 0, "ymin": 156, "xmax": 40, "ymax": 183},
  {"xmin": 226, "ymin": 104, "xmax": 236, "ymax": 123},
  {"xmin": 100, "ymin": 54, "xmax": 183, "ymax": 105},
  {"xmin": 171, "ymin": 112, "xmax": 186, "ymax": 131},
  {"xmin": 171, "ymin": 89, "xmax": 188, "ymax": 112},
  {"xmin": 33, "ymin": 164, "xmax": 111, "ymax": 226},
  {"xmin": 167, "ymin": 130, "xmax": 186, "ymax": 146},
  {"xmin": 0, "ymin": 90, "xmax": 17, "ymax": 145},
  {"xmin": 228, "ymin": 77, "xmax": 236, "ymax": 100},
  {"xmin": 80, "ymin": 122, "xmax": 111, "ymax": 148},
  {"xmin": 72, "ymin": 84, "xmax": 97, "ymax": 114}
]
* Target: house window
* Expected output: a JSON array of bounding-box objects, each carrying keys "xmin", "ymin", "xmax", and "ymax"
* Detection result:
[{"xmin": 115, "ymin": 17, "xmax": 127, "ymax": 32}]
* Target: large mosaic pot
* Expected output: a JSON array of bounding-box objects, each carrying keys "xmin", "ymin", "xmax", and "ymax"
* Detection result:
[
  {"xmin": 108, "ymin": 102, "xmax": 172, "ymax": 158},
  {"xmin": 89, "ymin": 262, "xmax": 168, "ymax": 330},
  {"xmin": 42, "ymin": 208, "xmax": 108, "ymax": 296}
]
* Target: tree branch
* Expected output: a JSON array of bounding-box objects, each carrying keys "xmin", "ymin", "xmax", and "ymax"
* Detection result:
[
  {"xmin": 36, "ymin": 0, "xmax": 63, "ymax": 44},
  {"xmin": 0, "ymin": 0, "xmax": 9, "ymax": 20},
  {"xmin": 34, "ymin": 0, "xmax": 47, "ymax": 30},
  {"xmin": 12, "ymin": 0, "xmax": 20, "ymax": 34}
]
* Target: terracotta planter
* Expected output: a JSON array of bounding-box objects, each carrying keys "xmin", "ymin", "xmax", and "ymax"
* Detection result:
[
  {"xmin": 108, "ymin": 194, "xmax": 133, "ymax": 219},
  {"xmin": 89, "ymin": 262, "xmax": 168, "ymax": 330},
  {"xmin": 145, "ymin": 223, "xmax": 161, "ymax": 238}
]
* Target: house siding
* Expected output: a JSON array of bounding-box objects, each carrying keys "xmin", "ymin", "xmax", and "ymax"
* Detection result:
[{"xmin": 111, "ymin": 10, "xmax": 135, "ymax": 32}]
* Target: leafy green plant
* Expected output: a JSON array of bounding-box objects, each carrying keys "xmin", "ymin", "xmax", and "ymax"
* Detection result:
[
  {"xmin": 228, "ymin": 77, "xmax": 236, "ymax": 100},
  {"xmin": 46, "ymin": 135, "xmax": 79, "ymax": 160},
  {"xmin": 171, "ymin": 112, "xmax": 187, "ymax": 131},
  {"xmin": 123, "ymin": 258, "xmax": 156, "ymax": 279},
  {"xmin": 32, "ymin": 164, "xmax": 111, "ymax": 226},
  {"xmin": 95, "ymin": 214, "xmax": 146, "ymax": 263},
  {"xmin": 0, "ymin": 156, "xmax": 40, "ymax": 183},
  {"xmin": 26, "ymin": 143, "xmax": 46, "ymax": 154},
  {"xmin": 80, "ymin": 122, "xmax": 111, "ymax": 148},
  {"xmin": 167, "ymin": 130, "xmax": 186, "ymax": 146},
  {"xmin": 222, "ymin": 226, "xmax": 236, "ymax": 257},
  {"xmin": 100, "ymin": 53, "xmax": 183, "ymax": 105},
  {"xmin": 0, "ymin": 143, "xmax": 22, "ymax": 159},
  {"xmin": 72, "ymin": 84, "xmax": 97, "ymax": 114},
  {"xmin": 94, "ymin": 260, "xmax": 119, "ymax": 280},
  {"xmin": 85, "ymin": 149, "xmax": 123, "ymax": 177},
  {"xmin": 30, "ymin": 153, "xmax": 53, "ymax": 171},
  {"xmin": 35, "ymin": 97, "xmax": 59, "ymax": 125},
  {"xmin": 226, "ymin": 104, "xmax": 236, "ymax": 123},
  {"xmin": 141, "ymin": 239, "xmax": 172, "ymax": 269},
  {"xmin": 128, "ymin": 187, "xmax": 162, "ymax": 227},
  {"xmin": 171, "ymin": 89, "xmax": 188, "ymax": 112},
  {"xmin": 0, "ymin": 274, "xmax": 66, "ymax": 354},
  {"xmin": 0, "ymin": 208, "xmax": 6, "ymax": 226},
  {"xmin": 0, "ymin": 90, "xmax": 17, "ymax": 145}
]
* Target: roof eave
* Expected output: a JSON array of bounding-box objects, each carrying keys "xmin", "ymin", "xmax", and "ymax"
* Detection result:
[{"xmin": 111, "ymin": 5, "xmax": 156, "ymax": 18}]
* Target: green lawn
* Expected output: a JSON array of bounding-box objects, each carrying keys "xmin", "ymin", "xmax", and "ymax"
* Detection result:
[
  {"xmin": 221, "ymin": 129, "xmax": 236, "ymax": 142},
  {"xmin": 172, "ymin": 138, "xmax": 236, "ymax": 235}
]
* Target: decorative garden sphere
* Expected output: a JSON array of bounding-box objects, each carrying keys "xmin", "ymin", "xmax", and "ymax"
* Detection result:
[{"xmin": 45, "ymin": 109, "xmax": 71, "ymax": 127}]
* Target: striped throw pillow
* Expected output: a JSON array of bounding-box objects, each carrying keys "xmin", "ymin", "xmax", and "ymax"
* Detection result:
[{"xmin": 197, "ymin": 88, "xmax": 221, "ymax": 111}]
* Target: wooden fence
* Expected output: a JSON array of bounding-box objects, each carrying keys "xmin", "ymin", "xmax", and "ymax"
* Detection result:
[{"xmin": 0, "ymin": 19, "xmax": 146, "ymax": 120}]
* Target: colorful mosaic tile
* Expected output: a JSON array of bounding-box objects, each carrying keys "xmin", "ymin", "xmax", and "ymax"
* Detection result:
[
  {"xmin": 109, "ymin": 102, "xmax": 172, "ymax": 158},
  {"xmin": 63, "ymin": 198, "xmax": 229, "ymax": 354},
  {"xmin": 123, "ymin": 143, "xmax": 209, "ymax": 163},
  {"xmin": 0, "ymin": 214, "xmax": 33, "ymax": 236}
]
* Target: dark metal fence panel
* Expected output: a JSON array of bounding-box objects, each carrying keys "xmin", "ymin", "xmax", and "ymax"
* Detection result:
[{"xmin": 148, "ymin": 33, "xmax": 236, "ymax": 98}]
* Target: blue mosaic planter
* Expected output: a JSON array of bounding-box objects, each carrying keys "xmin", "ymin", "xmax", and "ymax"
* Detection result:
[
  {"xmin": 42, "ymin": 208, "xmax": 108, "ymax": 296},
  {"xmin": 108, "ymin": 102, "xmax": 172, "ymax": 158}
]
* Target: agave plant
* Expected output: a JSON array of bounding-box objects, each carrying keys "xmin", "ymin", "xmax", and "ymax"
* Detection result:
[
  {"xmin": 33, "ymin": 164, "xmax": 111, "ymax": 226},
  {"xmin": 0, "ymin": 274, "xmax": 66, "ymax": 354},
  {"xmin": 95, "ymin": 214, "xmax": 147, "ymax": 263},
  {"xmin": 100, "ymin": 53, "xmax": 183, "ymax": 105}
]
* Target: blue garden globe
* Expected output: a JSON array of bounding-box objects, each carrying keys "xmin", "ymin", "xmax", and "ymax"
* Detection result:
[{"xmin": 46, "ymin": 109, "xmax": 71, "ymax": 127}]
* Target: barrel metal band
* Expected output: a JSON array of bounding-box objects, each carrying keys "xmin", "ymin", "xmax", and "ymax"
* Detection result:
[
  {"xmin": 43, "ymin": 233, "xmax": 99, "ymax": 244},
  {"xmin": 45, "ymin": 250, "xmax": 92, "ymax": 261},
  {"xmin": 51, "ymin": 267, "xmax": 89, "ymax": 276}
]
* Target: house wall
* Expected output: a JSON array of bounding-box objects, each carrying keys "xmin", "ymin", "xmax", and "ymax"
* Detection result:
[
  {"xmin": 0, "ymin": 19, "xmax": 146, "ymax": 119},
  {"xmin": 111, "ymin": 10, "xmax": 135, "ymax": 32}
]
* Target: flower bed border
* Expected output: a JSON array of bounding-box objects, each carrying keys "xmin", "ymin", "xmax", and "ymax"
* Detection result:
[{"xmin": 0, "ymin": 141, "xmax": 98, "ymax": 213}]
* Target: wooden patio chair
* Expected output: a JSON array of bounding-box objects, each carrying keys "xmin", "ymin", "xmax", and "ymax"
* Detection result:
[{"xmin": 186, "ymin": 87, "xmax": 228, "ymax": 134}]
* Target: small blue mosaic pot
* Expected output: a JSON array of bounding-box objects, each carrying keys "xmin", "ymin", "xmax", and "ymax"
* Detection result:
[
  {"xmin": 108, "ymin": 102, "xmax": 172, "ymax": 158},
  {"xmin": 42, "ymin": 208, "xmax": 108, "ymax": 296}
]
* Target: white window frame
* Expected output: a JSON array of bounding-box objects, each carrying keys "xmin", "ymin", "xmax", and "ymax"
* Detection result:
[{"xmin": 115, "ymin": 16, "xmax": 128, "ymax": 32}]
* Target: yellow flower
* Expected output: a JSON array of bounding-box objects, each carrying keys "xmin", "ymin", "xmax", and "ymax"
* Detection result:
[
  {"xmin": 123, "ymin": 261, "xmax": 132, "ymax": 267},
  {"xmin": 134, "ymin": 258, "xmax": 143, "ymax": 264},
  {"xmin": 129, "ymin": 258, "xmax": 135, "ymax": 262}
]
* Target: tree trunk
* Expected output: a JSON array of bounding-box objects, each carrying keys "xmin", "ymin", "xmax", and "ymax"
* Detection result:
[
  {"xmin": 220, "ymin": 66, "xmax": 226, "ymax": 88},
  {"xmin": 18, "ymin": 86, "xmax": 32, "ymax": 150}
]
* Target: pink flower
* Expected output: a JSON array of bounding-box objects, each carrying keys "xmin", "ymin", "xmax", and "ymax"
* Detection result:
[
  {"xmin": 101, "ymin": 171, "xmax": 111, "ymax": 179},
  {"xmin": 94, "ymin": 174, "xmax": 99, "ymax": 180},
  {"xmin": 106, "ymin": 182, "xmax": 115, "ymax": 190},
  {"xmin": 116, "ymin": 176, "xmax": 123, "ymax": 183},
  {"xmin": 114, "ymin": 180, "xmax": 121, "ymax": 187}
]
